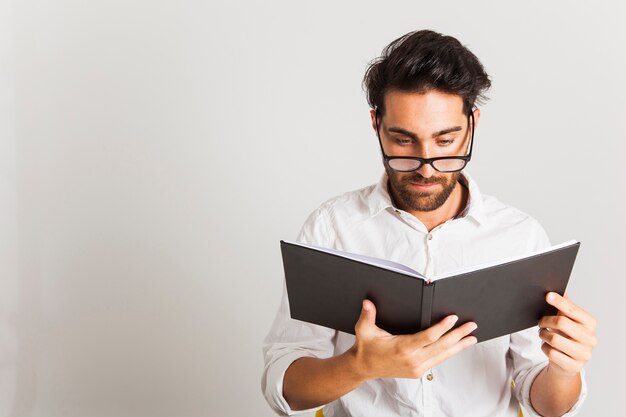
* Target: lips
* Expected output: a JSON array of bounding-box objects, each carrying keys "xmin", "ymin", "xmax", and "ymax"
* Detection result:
[{"xmin": 409, "ymin": 182, "xmax": 437, "ymax": 190}]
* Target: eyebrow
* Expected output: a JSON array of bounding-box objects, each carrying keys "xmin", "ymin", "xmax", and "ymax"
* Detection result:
[{"xmin": 387, "ymin": 125, "xmax": 463, "ymax": 140}]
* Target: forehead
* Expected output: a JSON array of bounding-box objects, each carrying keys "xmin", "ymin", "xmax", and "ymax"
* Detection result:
[{"xmin": 382, "ymin": 89, "xmax": 465, "ymax": 128}]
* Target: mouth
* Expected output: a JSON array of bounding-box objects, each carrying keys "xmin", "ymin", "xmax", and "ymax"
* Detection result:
[{"xmin": 409, "ymin": 181, "xmax": 439, "ymax": 191}]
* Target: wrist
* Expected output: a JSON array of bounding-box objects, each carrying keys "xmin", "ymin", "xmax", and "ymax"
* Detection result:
[
  {"xmin": 346, "ymin": 344, "xmax": 372, "ymax": 382},
  {"xmin": 545, "ymin": 363, "xmax": 580, "ymax": 381}
]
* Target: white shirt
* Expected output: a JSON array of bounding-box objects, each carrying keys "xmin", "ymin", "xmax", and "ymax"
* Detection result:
[{"xmin": 262, "ymin": 172, "xmax": 587, "ymax": 417}]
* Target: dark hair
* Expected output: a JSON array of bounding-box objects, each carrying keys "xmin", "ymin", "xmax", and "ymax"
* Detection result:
[{"xmin": 362, "ymin": 30, "xmax": 491, "ymax": 116}]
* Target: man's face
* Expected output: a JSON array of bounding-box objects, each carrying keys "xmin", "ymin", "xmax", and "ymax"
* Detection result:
[{"xmin": 372, "ymin": 90, "xmax": 474, "ymax": 212}]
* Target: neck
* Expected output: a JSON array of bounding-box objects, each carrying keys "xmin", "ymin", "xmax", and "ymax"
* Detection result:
[{"xmin": 391, "ymin": 178, "xmax": 469, "ymax": 232}]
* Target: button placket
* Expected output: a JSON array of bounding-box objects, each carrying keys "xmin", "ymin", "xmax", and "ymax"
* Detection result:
[
  {"xmin": 424, "ymin": 231, "xmax": 436, "ymax": 278},
  {"xmin": 422, "ymin": 370, "xmax": 434, "ymax": 417},
  {"xmin": 424, "ymin": 231, "xmax": 437, "ymax": 412}
]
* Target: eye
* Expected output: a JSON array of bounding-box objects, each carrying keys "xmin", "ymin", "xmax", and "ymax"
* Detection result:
[
  {"xmin": 437, "ymin": 138, "xmax": 455, "ymax": 146},
  {"xmin": 395, "ymin": 138, "xmax": 413, "ymax": 145}
]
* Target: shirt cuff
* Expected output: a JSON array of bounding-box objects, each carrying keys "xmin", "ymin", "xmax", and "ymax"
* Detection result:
[
  {"xmin": 263, "ymin": 351, "xmax": 325, "ymax": 416},
  {"xmin": 520, "ymin": 366, "xmax": 588, "ymax": 417}
]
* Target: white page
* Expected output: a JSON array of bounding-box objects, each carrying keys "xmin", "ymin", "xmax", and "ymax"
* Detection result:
[
  {"xmin": 284, "ymin": 240, "xmax": 426, "ymax": 280},
  {"xmin": 283, "ymin": 239, "xmax": 578, "ymax": 282}
]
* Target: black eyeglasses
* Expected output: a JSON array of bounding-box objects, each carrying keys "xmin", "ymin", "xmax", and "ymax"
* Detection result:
[{"xmin": 375, "ymin": 108, "xmax": 475, "ymax": 173}]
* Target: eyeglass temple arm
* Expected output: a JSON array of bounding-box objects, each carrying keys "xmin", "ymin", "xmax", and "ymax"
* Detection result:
[
  {"xmin": 374, "ymin": 108, "xmax": 389, "ymax": 158},
  {"xmin": 467, "ymin": 110, "xmax": 475, "ymax": 158}
]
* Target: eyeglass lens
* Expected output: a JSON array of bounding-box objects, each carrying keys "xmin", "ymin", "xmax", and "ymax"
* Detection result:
[{"xmin": 387, "ymin": 158, "xmax": 467, "ymax": 172}]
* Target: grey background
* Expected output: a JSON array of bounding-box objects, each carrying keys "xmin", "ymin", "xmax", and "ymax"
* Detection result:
[{"xmin": 1, "ymin": 1, "xmax": 624, "ymax": 416}]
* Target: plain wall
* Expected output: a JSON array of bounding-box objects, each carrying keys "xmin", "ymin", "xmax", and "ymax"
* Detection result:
[
  {"xmin": 1, "ymin": 0, "xmax": 18, "ymax": 416},
  {"xmin": 2, "ymin": 1, "xmax": 625, "ymax": 416}
]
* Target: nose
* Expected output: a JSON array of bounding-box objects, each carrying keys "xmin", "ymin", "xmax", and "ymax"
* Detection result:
[
  {"xmin": 415, "ymin": 148, "xmax": 435, "ymax": 178},
  {"xmin": 416, "ymin": 161, "xmax": 435, "ymax": 178}
]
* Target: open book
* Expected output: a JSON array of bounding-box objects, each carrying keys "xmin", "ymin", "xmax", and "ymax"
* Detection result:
[{"xmin": 280, "ymin": 240, "xmax": 580, "ymax": 343}]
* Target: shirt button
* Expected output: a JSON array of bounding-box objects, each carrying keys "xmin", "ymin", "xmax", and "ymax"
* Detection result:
[
  {"xmin": 426, "ymin": 373, "xmax": 434, "ymax": 381},
  {"xmin": 427, "ymin": 234, "xmax": 433, "ymax": 241}
]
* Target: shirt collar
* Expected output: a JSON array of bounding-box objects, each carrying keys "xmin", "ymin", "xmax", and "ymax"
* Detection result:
[{"xmin": 367, "ymin": 170, "xmax": 487, "ymax": 225}]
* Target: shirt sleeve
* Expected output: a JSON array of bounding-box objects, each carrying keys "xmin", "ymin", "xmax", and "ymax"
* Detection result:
[
  {"xmin": 509, "ymin": 218, "xmax": 588, "ymax": 416},
  {"xmin": 261, "ymin": 206, "xmax": 338, "ymax": 416},
  {"xmin": 510, "ymin": 326, "xmax": 588, "ymax": 417}
]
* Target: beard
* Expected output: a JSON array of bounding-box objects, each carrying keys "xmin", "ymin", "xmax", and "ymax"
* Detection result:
[{"xmin": 385, "ymin": 164, "xmax": 460, "ymax": 212}]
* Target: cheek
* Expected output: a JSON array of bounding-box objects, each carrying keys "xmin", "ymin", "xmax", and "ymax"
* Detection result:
[
  {"xmin": 439, "ymin": 172, "xmax": 457, "ymax": 183},
  {"xmin": 391, "ymin": 171, "xmax": 413, "ymax": 184}
]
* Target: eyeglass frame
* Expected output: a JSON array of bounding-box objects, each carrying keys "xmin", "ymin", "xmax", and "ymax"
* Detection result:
[{"xmin": 375, "ymin": 107, "xmax": 475, "ymax": 173}]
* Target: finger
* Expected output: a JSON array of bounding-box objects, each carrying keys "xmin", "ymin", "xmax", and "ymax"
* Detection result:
[
  {"xmin": 538, "ymin": 324, "xmax": 567, "ymax": 338},
  {"xmin": 412, "ymin": 315, "xmax": 460, "ymax": 346},
  {"xmin": 540, "ymin": 342, "xmax": 584, "ymax": 375},
  {"xmin": 355, "ymin": 299, "xmax": 389, "ymax": 338},
  {"xmin": 546, "ymin": 292, "xmax": 596, "ymax": 329},
  {"xmin": 420, "ymin": 333, "xmax": 478, "ymax": 371},
  {"xmin": 539, "ymin": 328, "xmax": 593, "ymax": 362},
  {"xmin": 538, "ymin": 315, "xmax": 597, "ymax": 347},
  {"xmin": 355, "ymin": 299, "xmax": 376, "ymax": 334},
  {"xmin": 426, "ymin": 321, "xmax": 478, "ymax": 352},
  {"xmin": 416, "ymin": 322, "xmax": 478, "ymax": 357}
]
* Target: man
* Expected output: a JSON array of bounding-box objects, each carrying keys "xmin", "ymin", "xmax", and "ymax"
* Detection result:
[{"xmin": 262, "ymin": 30, "xmax": 597, "ymax": 417}]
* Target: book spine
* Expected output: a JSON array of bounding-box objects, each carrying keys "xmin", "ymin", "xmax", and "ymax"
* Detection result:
[{"xmin": 420, "ymin": 282, "xmax": 435, "ymax": 330}]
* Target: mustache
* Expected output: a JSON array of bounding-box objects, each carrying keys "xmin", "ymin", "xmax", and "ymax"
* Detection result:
[{"xmin": 400, "ymin": 172, "xmax": 446, "ymax": 185}]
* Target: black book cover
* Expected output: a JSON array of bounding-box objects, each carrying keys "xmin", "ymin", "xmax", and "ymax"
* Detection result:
[{"xmin": 280, "ymin": 240, "xmax": 580, "ymax": 343}]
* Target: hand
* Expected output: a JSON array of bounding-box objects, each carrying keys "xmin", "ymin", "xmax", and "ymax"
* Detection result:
[
  {"xmin": 351, "ymin": 299, "xmax": 478, "ymax": 380},
  {"xmin": 538, "ymin": 292, "xmax": 597, "ymax": 377}
]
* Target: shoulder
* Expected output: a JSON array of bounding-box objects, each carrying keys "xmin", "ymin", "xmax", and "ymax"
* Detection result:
[
  {"xmin": 481, "ymin": 192, "xmax": 537, "ymax": 225},
  {"xmin": 317, "ymin": 183, "xmax": 378, "ymax": 221},
  {"xmin": 479, "ymin": 192, "xmax": 551, "ymax": 249},
  {"xmin": 297, "ymin": 183, "xmax": 379, "ymax": 246}
]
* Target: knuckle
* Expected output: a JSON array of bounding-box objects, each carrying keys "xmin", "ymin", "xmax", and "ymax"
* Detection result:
[
  {"xmin": 410, "ymin": 364, "xmax": 425, "ymax": 378},
  {"xmin": 426, "ymin": 333, "xmax": 439, "ymax": 344},
  {"xmin": 422, "ymin": 330, "xmax": 439, "ymax": 344},
  {"xmin": 543, "ymin": 332, "xmax": 553, "ymax": 343},
  {"xmin": 355, "ymin": 326, "xmax": 368, "ymax": 339},
  {"xmin": 547, "ymin": 349, "xmax": 559, "ymax": 360}
]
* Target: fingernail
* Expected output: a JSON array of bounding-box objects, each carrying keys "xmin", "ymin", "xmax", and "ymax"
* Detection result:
[
  {"xmin": 450, "ymin": 315, "xmax": 459, "ymax": 324},
  {"xmin": 547, "ymin": 293, "xmax": 555, "ymax": 302},
  {"xmin": 470, "ymin": 323, "xmax": 478, "ymax": 331}
]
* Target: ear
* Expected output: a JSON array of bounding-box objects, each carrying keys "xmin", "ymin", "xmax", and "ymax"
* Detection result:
[
  {"xmin": 370, "ymin": 109, "xmax": 378, "ymax": 133},
  {"xmin": 472, "ymin": 108, "xmax": 481, "ymax": 130}
]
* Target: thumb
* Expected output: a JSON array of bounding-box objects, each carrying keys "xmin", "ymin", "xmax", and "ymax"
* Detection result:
[{"xmin": 355, "ymin": 299, "xmax": 377, "ymax": 336}]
